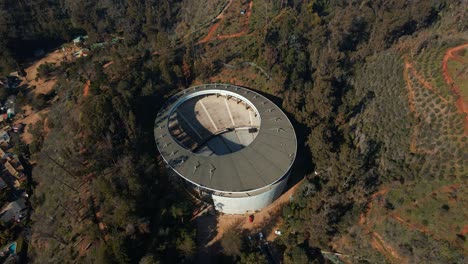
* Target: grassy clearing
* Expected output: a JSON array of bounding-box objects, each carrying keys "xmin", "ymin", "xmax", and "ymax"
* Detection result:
[
  {"xmin": 399, "ymin": 186, "xmax": 467, "ymax": 243},
  {"xmin": 372, "ymin": 216, "xmax": 464, "ymax": 263},
  {"xmin": 216, "ymin": 0, "xmax": 251, "ymax": 35}
]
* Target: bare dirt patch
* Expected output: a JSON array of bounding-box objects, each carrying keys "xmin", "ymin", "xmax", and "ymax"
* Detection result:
[
  {"xmin": 14, "ymin": 108, "xmax": 49, "ymax": 144},
  {"xmin": 198, "ymin": 23, "xmax": 222, "ymax": 44},
  {"xmin": 22, "ymin": 47, "xmax": 77, "ymax": 95},
  {"xmin": 13, "ymin": 47, "xmax": 78, "ymax": 144}
]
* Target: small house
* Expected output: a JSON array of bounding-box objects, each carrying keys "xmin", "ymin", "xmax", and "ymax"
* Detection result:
[
  {"xmin": 8, "ymin": 72, "xmax": 19, "ymax": 78},
  {"xmin": 6, "ymin": 109, "xmax": 14, "ymax": 118},
  {"xmin": 0, "ymin": 147, "xmax": 6, "ymax": 159},
  {"xmin": 0, "ymin": 131, "xmax": 10, "ymax": 145},
  {"xmin": 73, "ymin": 35, "xmax": 88, "ymax": 46},
  {"xmin": 0, "ymin": 77, "xmax": 20, "ymax": 90},
  {"xmin": 3, "ymin": 158, "xmax": 25, "ymax": 183},
  {"xmin": 1, "ymin": 126, "xmax": 11, "ymax": 132},
  {"xmin": 73, "ymin": 49, "xmax": 90, "ymax": 58},
  {"xmin": 0, "ymin": 178, "xmax": 6, "ymax": 190},
  {"xmin": 0, "ymin": 198, "xmax": 27, "ymax": 223},
  {"xmin": 4, "ymin": 161, "xmax": 18, "ymax": 177},
  {"xmin": 73, "ymin": 37, "xmax": 81, "ymax": 45},
  {"xmin": 12, "ymin": 124, "xmax": 24, "ymax": 133},
  {"xmin": 0, "ymin": 78, "xmax": 9, "ymax": 89},
  {"xmin": 5, "ymin": 95, "xmax": 15, "ymax": 109}
]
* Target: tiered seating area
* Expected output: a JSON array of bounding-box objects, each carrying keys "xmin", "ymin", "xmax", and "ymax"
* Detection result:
[{"xmin": 168, "ymin": 94, "xmax": 260, "ymax": 155}]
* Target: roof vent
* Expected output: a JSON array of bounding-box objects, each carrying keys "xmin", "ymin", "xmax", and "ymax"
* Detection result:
[
  {"xmin": 193, "ymin": 161, "xmax": 201, "ymax": 174},
  {"xmin": 210, "ymin": 164, "xmax": 216, "ymax": 179}
]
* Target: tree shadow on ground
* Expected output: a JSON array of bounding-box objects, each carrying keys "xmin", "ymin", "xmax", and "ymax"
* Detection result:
[{"xmin": 195, "ymin": 212, "xmax": 219, "ymax": 263}]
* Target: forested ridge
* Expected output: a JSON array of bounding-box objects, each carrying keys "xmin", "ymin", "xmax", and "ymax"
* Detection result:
[{"xmin": 0, "ymin": 0, "xmax": 466, "ymax": 263}]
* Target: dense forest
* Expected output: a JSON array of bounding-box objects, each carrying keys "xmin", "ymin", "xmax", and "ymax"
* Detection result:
[{"xmin": 0, "ymin": 0, "xmax": 466, "ymax": 263}]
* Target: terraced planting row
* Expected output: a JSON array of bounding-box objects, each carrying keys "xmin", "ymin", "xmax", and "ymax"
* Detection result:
[
  {"xmin": 406, "ymin": 45, "xmax": 467, "ymax": 180},
  {"xmin": 346, "ymin": 50, "xmax": 467, "ymax": 262},
  {"xmin": 414, "ymin": 44, "xmax": 450, "ymax": 97}
]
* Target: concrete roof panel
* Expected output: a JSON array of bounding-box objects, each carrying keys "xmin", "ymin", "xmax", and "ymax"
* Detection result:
[{"xmin": 155, "ymin": 84, "xmax": 297, "ymax": 193}]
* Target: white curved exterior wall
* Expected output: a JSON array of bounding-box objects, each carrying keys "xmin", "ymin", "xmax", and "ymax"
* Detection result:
[{"xmin": 211, "ymin": 173, "xmax": 289, "ymax": 214}]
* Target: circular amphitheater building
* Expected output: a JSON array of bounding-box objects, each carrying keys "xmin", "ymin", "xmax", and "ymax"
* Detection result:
[{"xmin": 154, "ymin": 84, "xmax": 297, "ymax": 214}]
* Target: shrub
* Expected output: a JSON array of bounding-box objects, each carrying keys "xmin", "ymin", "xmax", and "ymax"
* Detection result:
[
  {"xmin": 37, "ymin": 62, "xmax": 57, "ymax": 78},
  {"xmin": 32, "ymin": 94, "xmax": 48, "ymax": 110}
]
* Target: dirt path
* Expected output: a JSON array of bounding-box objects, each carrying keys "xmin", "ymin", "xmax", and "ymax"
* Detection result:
[
  {"xmin": 102, "ymin": 61, "xmax": 113, "ymax": 69},
  {"xmin": 441, "ymin": 43, "xmax": 468, "ymax": 134},
  {"xmin": 388, "ymin": 212, "xmax": 464, "ymax": 251},
  {"xmin": 214, "ymin": 0, "xmax": 232, "ymax": 20},
  {"xmin": 198, "ymin": 23, "xmax": 221, "ymax": 44},
  {"xmin": 359, "ymin": 190, "xmax": 406, "ymax": 264},
  {"xmin": 386, "ymin": 183, "xmax": 463, "ymax": 245},
  {"xmin": 403, "ymin": 59, "xmax": 417, "ymax": 114},
  {"xmin": 359, "ymin": 182, "xmax": 465, "ymax": 260},
  {"xmin": 462, "ymin": 225, "xmax": 468, "ymax": 236},
  {"xmin": 371, "ymin": 231, "xmax": 408, "ymax": 264},
  {"xmin": 83, "ymin": 80, "xmax": 91, "ymax": 97},
  {"xmin": 359, "ymin": 187, "xmax": 389, "ymax": 226},
  {"xmin": 391, "ymin": 214, "xmax": 432, "ymax": 236},
  {"xmin": 216, "ymin": 0, "xmax": 254, "ymax": 40},
  {"xmin": 197, "ymin": 0, "xmax": 232, "ymax": 44},
  {"xmin": 197, "ymin": 0, "xmax": 253, "ymax": 44}
]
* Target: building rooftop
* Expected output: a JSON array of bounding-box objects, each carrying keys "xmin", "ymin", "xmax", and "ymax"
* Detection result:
[
  {"xmin": 154, "ymin": 84, "xmax": 297, "ymax": 193},
  {"xmin": 0, "ymin": 178, "xmax": 6, "ymax": 190},
  {"xmin": 0, "ymin": 198, "xmax": 27, "ymax": 222}
]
